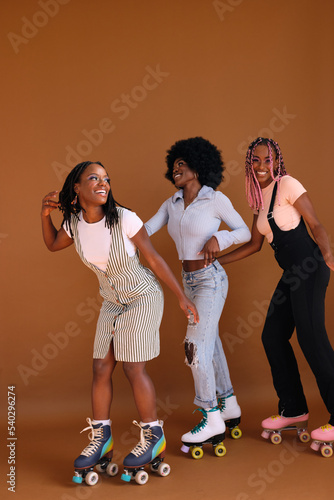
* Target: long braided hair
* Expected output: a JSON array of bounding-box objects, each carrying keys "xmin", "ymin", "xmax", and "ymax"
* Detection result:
[
  {"xmin": 59, "ymin": 161, "xmax": 123, "ymax": 237},
  {"xmin": 245, "ymin": 137, "xmax": 287, "ymax": 210}
]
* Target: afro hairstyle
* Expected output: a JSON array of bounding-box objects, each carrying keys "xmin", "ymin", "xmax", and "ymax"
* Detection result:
[{"xmin": 165, "ymin": 136, "xmax": 224, "ymax": 189}]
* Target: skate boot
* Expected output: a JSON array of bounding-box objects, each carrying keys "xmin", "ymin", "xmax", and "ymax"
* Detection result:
[
  {"xmin": 181, "ymin": 406, "xmax": 226, "ymax": 459},
  {"xmin": 261, "ymin": 413, "xmax": 310, "ymax": 445},
  {"xmin": 310, "ymin": 424, "xmax": 334, "ymax": 458},
  {"xmin": 121, "ymin": 420, "xmax": 170, "ymax": 485},
  {"xmin": 72, "ymin": 418, "xmax": 118, "ymax": 485},
  {"xmin": 218, "ymin": 395, "xmax": 242, "ymax": 439}
]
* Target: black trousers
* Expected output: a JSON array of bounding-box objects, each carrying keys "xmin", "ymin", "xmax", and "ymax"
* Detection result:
[{"xmin": 262, "ymin": 244, "xmax": 334, "ymax": 424}]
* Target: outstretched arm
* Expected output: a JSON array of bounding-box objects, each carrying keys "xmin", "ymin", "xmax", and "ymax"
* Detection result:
[
  {"xmin": 144, "ymin": 200, "xmax": 169, "ymax": 236},
  {"xmin": 218, "ymin": 215, "xmax": 264, "ymax": 265},
  {"xmin": 294, "ymin": 192, "xmax": 334, "ymax": 271},
  {"xmin": 41, "ymin": 191, "xmax": 73, "ymax": 252},
  {"xmin": 131, "ymin": 227, "xmax": 199, "ymax": 322}
]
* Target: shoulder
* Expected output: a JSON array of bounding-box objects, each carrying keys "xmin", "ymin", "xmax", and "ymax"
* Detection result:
[
  {"xmin": 63, "ymin": 212, "xmax": 82, "ymax": 235},
  {"xmin": 121, "ymin": 208, "xmax": 143, "ymax": 234},
  {"xmin": 211, "ymin": 188, "xmax": 232, "ymax": 206},
  {"xmin": 280, "ymin": 175, "xmax": 306, "ymax": 196},
  {"xmin": 280, "ymin": 175, "xmax": 306, "ymax": 191}
]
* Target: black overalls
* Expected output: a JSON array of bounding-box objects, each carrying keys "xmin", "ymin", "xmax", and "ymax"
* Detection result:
[{"xmin": 261, "ymin": 182, "xmax": 334, "ymax": 424}]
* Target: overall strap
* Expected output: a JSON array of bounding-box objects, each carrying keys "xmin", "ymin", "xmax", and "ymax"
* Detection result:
[{"xmin": 267, "ymin": 181, "xmax": 278, "ymax": 221}]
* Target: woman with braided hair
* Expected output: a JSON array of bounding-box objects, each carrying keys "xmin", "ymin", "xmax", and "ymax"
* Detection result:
[
  {"xmin": 218, "ymin": 137, "xmax": 334, "ymax": 454},
  {"xmin": 41, "ymin": 160, "xmax": 199, "ymax": 483}
]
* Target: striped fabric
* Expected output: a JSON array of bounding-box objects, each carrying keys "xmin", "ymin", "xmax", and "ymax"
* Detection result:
[{"xmin": 71, "ymin": 209, "xmax": 164, "ymax": 361}]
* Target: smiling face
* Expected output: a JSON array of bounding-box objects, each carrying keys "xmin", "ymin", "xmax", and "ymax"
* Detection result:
[
  {"xmin": 252, "ymin": 144, "xmax": 278, "ymax": 188},
  {"xmin": 74, "ymin": 163, "xmax": 110, "ymax": 207},
  {"xmin": 172, "ymin": 158, "xmax": 199, "ymax": 188}
]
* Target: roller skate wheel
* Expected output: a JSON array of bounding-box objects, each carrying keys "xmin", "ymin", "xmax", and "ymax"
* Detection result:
[
  {"xmin": 261, "ymin": 430, "xmax": 270, "ymax": 439},
  {"xmin": 181, "ymin": 444, "xmax": 190, "ymax": 453},
  {"xmin": 72, "ymin": 473, "xmax": 83, "ymax": 484},
  {"xmin": 106, "ymin": 462, "xmax": 118, "ymax": 476},
  {"xmin": 214, "ymin": 443, "xmax": 227, "ymax": 457},
  {"xmin": 298, "ymin": 431, "xmax": 310, "ymax": 443},
  {"xmin": 85, "ymin": 471, "xmax": 99, "ymax": 486},
  {"xmin": 95, "ymin": 463, "xmax": 104, "ymax": 473},
  {"xmin": 135, "ymin": 470, "xmax": 149, "ymax": 485},
  {"xmin": 231, "ymin": 427, "xmax": 242, "ymax": 440},
  {"xmin": 157, "ymin": 463, "xmax": 171, "ymax": 477},
  {"xmin": 270, "ymin": 433, "xmax": 282, "ymax": 445},
  {"xmin": 320, "ymin": 444, "xmax": 333, "ymax": 458},
  {"xmin": 190, "ymin": 446, "xmax": 204, "ymax": 460},
  {"xmin": 310, "ymin": 441, "xmax": 321, "ymax": 452}
]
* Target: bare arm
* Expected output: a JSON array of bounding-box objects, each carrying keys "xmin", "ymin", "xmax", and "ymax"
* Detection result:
[
  {"xmin": 41, "ymin": 191, "xmax": 74, "ymax": 252},
  {"xmin": 218, "ymin": 215, "xmax": 264, "ymax": 265},
  {"xmin": 294, "ymin": 192, "xmax": 334, "ymax": 271},
  {"xmin": 131, "ymin": 227, "xmax": 199, "ymax": 322}
]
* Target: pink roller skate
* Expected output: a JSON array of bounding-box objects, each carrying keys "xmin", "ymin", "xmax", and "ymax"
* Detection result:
[
  {"xmin": 261, "ymin": 413, "xmax": 310, "ymax": 445},
  {"xmin": 310, "ymin": 424, "xmax": 334, "ymax": 458}
]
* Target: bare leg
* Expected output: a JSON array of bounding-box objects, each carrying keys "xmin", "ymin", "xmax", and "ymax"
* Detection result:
[
  {"xmin": 123, "ymin": 362, "xmax": 157, "ymax": 422},
  {"xmin": 92, "ymin": 342, "xmax": 117, "ymax": 420}
]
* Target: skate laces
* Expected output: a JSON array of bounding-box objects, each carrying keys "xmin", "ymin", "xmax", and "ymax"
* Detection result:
[
  {"xmin": 219, "ymin": 398, "xmax": 226, "ymax": 411},
  {"xmin": 79, "ymin": 418, "xmax": 104, "ymax": 458},
  {"xmin": 191, "ymin": 409, "xmax": 208, "ymax": 434},
  {"xmin": 130, "ymin": 421, "xmax": 159, "ymax": 457},
  {"xmin": 320, "ymin": 424, "xmax": 333, "ymax": 431}
]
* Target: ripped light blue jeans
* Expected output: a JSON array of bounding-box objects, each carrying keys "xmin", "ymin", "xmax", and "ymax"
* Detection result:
[{"xmin": 182, "ymin": 260, "xmax": 233, "ymax": 409}]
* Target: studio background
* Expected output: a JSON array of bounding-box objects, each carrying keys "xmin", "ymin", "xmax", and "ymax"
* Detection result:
[{"xmin": 1, "ymin": 1, "xmax": 334, "ymax": 499}]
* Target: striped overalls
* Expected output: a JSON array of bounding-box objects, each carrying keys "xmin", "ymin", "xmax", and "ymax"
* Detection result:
[{"xmin": 71, "ymin": 209, "xmax": 164, "ymax": 362}]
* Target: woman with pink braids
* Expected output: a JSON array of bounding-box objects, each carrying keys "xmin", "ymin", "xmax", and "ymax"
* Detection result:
[{"xmin": 219, "ymin": 137, "xmax": 334, "ymax": 456}]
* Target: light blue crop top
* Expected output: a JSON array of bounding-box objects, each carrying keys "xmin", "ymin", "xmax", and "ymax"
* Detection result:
[{"xmin": 145, "ymin": 185, "xmax": 251, "ymax": 261}]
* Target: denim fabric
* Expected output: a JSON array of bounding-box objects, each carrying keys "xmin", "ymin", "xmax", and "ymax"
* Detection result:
[{"xmin": 182, "ymin": 260, "xmax": 233, "ymax": 408}]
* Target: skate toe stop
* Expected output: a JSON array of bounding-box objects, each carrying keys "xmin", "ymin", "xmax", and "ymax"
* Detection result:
[
  {"xmin": 181, "ymin": 444, "xmax": 190, "ymax": 453},
  {"xmin": 310, "ymin": 441, "xmax": 320, "ymax": 451},
  {"xmin": 121, "ymin": 473, "xmax": 132, "ymax": 482},
  {"xmin": 72, "ymin": 475, "xmax": 83, "ymax": 484},
  {"xmin": 261, "ymin": 430, "xmax": 270, "ymax": 439}
]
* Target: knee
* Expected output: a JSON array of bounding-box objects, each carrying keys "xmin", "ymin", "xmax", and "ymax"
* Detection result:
[
  {"xmin": 184, "ymin": 338, "xmax": 198, "ymax": 367},
  {"xmin": 93, "ymin": 358, "xmax": 113, "ymax": 380},
  {"xmin": 123, "ymin": 362, "xmax": 145, "ymax": 381}
]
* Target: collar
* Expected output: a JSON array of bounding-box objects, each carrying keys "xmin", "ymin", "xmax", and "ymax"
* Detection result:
[{"xmin": 172, "ymin": 185, "xmax": 214, "ymax": 203}]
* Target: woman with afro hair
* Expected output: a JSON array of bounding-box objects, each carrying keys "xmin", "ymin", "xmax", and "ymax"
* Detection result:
[
  {"xmin": 145, "ymin": 137, "xmax": 251, "ymax": 452},
  {"xmin": 218, "ymin": 137, "xmax": 334, "ymax": 455},
  {"xmin": 41, "ymin": 160, "xmax": 199, "ymax": 483}
]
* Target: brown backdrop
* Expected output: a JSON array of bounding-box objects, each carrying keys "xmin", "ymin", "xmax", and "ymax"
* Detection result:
[{"xmin": 1, "ymin": 1, "xmax": 334, "ymax": 499}]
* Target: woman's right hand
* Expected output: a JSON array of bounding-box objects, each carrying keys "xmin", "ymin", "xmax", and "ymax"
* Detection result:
[
  {"xmin": 41, "ymin": 191, "xmax": 60, "ymax": 216},
  {"xmin": 179, "ymin": 296, "xmax": 199, "ymax": 323}
]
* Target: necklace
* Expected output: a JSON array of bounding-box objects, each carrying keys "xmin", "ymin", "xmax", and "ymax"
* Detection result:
[{"xmin": 184, "ymin": 192, "xmax": 199, "ymax": 208}]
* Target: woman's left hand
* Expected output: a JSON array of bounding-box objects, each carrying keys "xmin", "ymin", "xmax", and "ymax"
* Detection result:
[
  {"xmin": 198, "ymin": 236, "xmax": 220, "ymax": 267},
  {"xmin": 179, "ymin": 297, "xmax": 199, "ymax": 323}
]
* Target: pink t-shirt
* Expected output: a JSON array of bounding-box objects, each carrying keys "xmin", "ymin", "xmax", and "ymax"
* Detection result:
[{"xmin": 255, "ymin": 175, "xmax": 307, "ymax": 243}]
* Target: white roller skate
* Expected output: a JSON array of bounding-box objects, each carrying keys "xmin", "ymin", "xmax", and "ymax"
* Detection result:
[
  {"xmin": 181, "ymin": 406, "xmax": 226, "ymax": 459},
  {"xmin": 72, "ymin": 418, "xmax": 118, "ymax": 486},
  {"xmin": 218, "ymin": 395, "xmax": 242, "ymax": 439},
  {"xmin": 121, "ymin": 421, "xmax": 170, "ymax": 485},
  {"xmin": 261, "ymin": 413, "xmax": 310, "ymax": 445}
]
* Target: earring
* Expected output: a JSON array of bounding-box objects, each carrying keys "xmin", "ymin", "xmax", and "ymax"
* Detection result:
[
  {"xmin": 71, "ymin": 194, "xmax": 78, "ymax": 206},
  {"xmin": 194, "ymin": 172, "xmax": 198, "ymax": 179}
]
